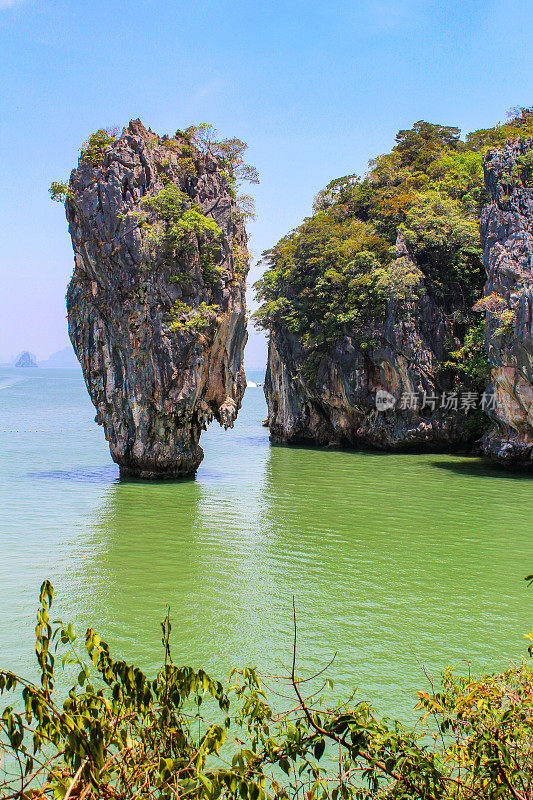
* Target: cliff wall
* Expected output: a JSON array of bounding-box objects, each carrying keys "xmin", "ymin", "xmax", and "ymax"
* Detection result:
[
  {"xmin": 264, "ymin": 232, "xmax": 471, "ymax": 450},
  {"xmin": 478, "ymin": 138, "xmax": 533, "ymax": 465}
]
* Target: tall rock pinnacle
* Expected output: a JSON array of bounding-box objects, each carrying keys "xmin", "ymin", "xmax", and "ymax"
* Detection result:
[{"xmin": 65, "ymin": 120, "xmax": 250, "ymax": 478}]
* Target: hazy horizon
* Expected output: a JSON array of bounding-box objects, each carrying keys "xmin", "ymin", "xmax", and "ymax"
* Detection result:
[{"xmin": 1, "ymin": 336, "xmax": 269, "ymax": 370}]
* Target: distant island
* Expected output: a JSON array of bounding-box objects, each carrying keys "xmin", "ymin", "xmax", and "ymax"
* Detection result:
[
  {"xmin": 2, "ymin": 346, "xmax": 80, "ymax": 369},
  {"xmin": 14, "ymin": 351, "xmax": 37, "ymax": 368}
]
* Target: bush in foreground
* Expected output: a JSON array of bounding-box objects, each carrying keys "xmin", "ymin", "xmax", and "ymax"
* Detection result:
[{"xmin": 1, "ymin": 583, "xmax": 532, "ymax": 799}]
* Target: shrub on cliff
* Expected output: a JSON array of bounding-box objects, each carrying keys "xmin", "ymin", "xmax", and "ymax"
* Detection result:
[
  {"xmin": 140, "ymin": 183, "xmax": 223, "ymax": 278},
  {"xmin": 1, "ymin": 583, "xmax": 533, "ymax": 799},
  {"xmin": 80, "ymin": 129, "xmax": 117, "ymax": 166},
  {"xmin": 48, "ymin": 181, "xmax": 70, "ymax": 203},
  {"xmin": 400, "ymin": 191, "xmax": 482, "ymax": 303},
  {"xmin": 175, "ymin": 124, "xmax": 259, "ymax": 186}
]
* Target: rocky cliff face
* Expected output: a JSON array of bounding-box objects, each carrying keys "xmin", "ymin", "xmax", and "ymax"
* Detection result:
[
  {"xmin": 264, "ymin": 233, "xmax": 471, "ymax": 450},
  {"xmin": 478, "ymin": 138, "xmax": 533, "ymax": 466},
  {"xmin": 66, "ymin": 120, "xmax": 248, "ymax": 478}
]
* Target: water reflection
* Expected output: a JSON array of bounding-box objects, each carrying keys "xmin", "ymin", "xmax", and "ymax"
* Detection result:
[
  {"xmin": 62, "ymin": 389, "xmax": 273, "ymax": 675},
  {"xmin": 257, "ymin": 446, "xmax": 533, "ymax": 713},
  {"xmin": 67, "ymin": 480, "xmax": 205, "ymax": 666},
  {"xmin": 2, "ymin": 371, "xmax": 532, "ymax": 722},
  {"xmin": 58, "ymin": 433, "xmax": 533, "ymax": 719}
]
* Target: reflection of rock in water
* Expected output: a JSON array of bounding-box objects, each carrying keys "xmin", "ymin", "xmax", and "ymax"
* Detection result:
[{"xmin": 57, "ymin": 394, "xmax": 273, "ymax": 675}]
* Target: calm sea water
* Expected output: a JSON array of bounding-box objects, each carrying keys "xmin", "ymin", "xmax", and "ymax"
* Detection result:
[{"xmin": 1, "ymin": 366, "xmax": 532, "ymax": 718}]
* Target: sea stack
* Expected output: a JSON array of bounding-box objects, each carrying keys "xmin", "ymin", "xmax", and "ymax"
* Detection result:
[
  {"xmin": 478, "ymin": 137, "xmax": 533, "ymax": 466},
  {"xmin": 65, "ymin": 120, "xmax": 249, "ymax": 478}
]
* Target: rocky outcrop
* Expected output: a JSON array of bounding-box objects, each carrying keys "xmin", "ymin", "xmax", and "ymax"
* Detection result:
[
  {"xmin": 65, "ymin": 120, "xmax": 248, "ymax": 478},
  {"xmin": 265, "ymin": 234, "xmax": 472, "ymax": 450},
  {"xmin": 14, "ymin": 351, "xmax": 37, "ymax": 368},
  {"xmin": 478, "ymin": 138, "xmax": 533, "ymax": 466}
]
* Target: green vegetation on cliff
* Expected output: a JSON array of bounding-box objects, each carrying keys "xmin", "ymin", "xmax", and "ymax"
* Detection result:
[
  {"xmin": 80, "ymin": 129, "xmax": 117, "ymax": 165},
  {"xmin": 254, "ymin": 108, "xmax": 533, "ymax": 388},
  {"xmin": 139, "ymin": 183, "xmax": 224, "ymax": 283}
]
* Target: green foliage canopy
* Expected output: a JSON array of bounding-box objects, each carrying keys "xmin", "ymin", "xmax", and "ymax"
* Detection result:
[
  {"xmin": 139, "ymin": 184, "xmax": 224, "ymax": 287},
  {"xmin": 254, "ymin": 108, "xmax": 533, "ymax": 388}
]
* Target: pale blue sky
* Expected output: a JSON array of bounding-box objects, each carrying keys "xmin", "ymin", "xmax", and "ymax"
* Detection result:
[{"xmin": 0, "ymin": 0, "xmax": 531, "ymax": 366}]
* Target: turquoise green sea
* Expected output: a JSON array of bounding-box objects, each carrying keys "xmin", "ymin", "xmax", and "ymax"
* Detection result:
[{"xmin": 1, "ymin": 366, "xmax": 532, "ymax": 718}]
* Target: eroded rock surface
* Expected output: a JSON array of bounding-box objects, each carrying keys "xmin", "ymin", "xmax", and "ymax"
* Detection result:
[
  {"xmin": 66, "ymin": 120, "xmax": 248, "ymax": 478},
  {"xmin": 265, "ymin": 233, "xmax": 471, "ymax": 450},
  {"xmin": 478, "ymin": 138, "xmax": 533, "ymax": 466}
]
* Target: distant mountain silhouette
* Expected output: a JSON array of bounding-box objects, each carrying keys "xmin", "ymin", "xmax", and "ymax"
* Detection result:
[{"xmin": 39, "ymin": 346, "xmax": 79, "ymax": 369}]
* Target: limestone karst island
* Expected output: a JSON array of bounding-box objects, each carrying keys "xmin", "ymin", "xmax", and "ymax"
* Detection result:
[
  {"xmin": 63, "ymin": 121, "xmax": 249, "ymax": 478},
  {"xmin": 2, "ymin": 2, "xmax": 533, "ymax": 798}
]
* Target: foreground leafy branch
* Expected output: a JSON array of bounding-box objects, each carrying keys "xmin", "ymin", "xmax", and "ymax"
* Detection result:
[{"xmin": 1, "ymin": 583, "xmax": 532, "ymax": 799}]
